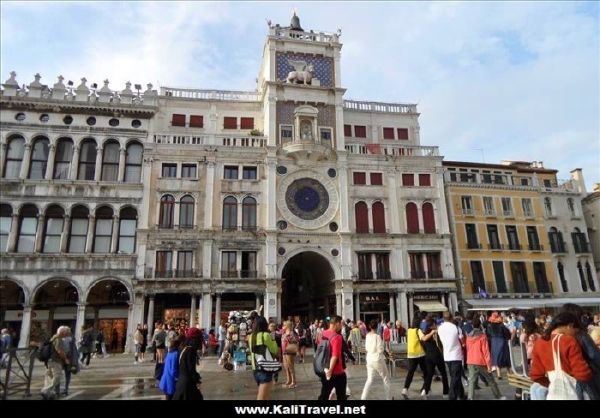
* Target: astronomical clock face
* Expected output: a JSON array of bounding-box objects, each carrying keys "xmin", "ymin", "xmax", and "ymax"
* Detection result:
[{"xmin": 285, "ymin": 178, "xmax": 329, "ymax": 220}]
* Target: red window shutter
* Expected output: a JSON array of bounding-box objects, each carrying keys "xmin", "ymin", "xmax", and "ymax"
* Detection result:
[
  {"xmin": 370, "ymin": 173, "xmax": 382, "ymax": 185},
  {"xmin": 344, "ymin": 125, "xmax": 352, "ymax": 137},
  {"xmin": 423, "ymin": 202, "xmax": 436, "ymax": 234},
  {"xmin": 189, "ymin": 115, "xmax": 204, "ymax": 128},
  {"xmin": 397, "ymin": 128, "xmax": 409, "ymax": 140},
  {"xmin": 402, "ymin": 173, "xmax": 414, "ymax": 186},
  {"xmin": 372, "ymin": 202, "xmax": 386, "ymax": 233},
  {"xmin": 354, "ymin": 125, "xmax": 367, "ymax": 138},
  {"xmin": 223, "ymin": 117, "xmax": 237, "ymax": 129},
  {"xmin": 240, "ymin": 117, "xmax": 254, "ymax": 129},
  {"xmin": 355, "ymin": 202, "xmax": 369, "ymax": 233},
  {"xmin": 406, "ymin": 202, "xmax": 419, "ymax": 234},
  {"xmin": 353, "ymin": 172, "xmax": 366, "ymax": 185},
  {"xmin": 383, "ymin": 127, "xmax": 395, "ymax": 140},
  {"xmin": 172, "ymin": 114, "xmax": 186, "ymax": 127},
  {"xmin": 419, "ymin": 174, "xmax": 431, "ymax": 186}
]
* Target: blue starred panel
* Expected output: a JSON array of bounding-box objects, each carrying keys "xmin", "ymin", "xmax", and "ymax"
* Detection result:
[{"xmin": 276, "ymin": 52, "xmax": 334, "ymax": 87}]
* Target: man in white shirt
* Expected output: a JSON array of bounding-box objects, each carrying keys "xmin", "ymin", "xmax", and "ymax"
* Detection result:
[{"xmin": 437, "ymin": 311, "xmax": 466, "ymax": 400}]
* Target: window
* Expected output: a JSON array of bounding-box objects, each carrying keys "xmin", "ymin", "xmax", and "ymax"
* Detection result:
[
  {"xmin": 375, "ymin": 253, "xmax": 390, "ymax": 279},
  {"xmin": 397, "ymin": 128, "xmax": 409, "ymax": 140},
  {"xmin": 93, "ymin": 206, "xmax": 113, "ymax": 253},
  {"xmin": 370, "ymin": 173, "xmax": 382, "ymax": 185},
  {"xmin": 461, "ymin": 196, "xmax": 474, "ymax": 215},
  {"xmin": 224, "ymin": 165, "xmax": 239, "ymax": 180},
  {"xmin": 533, "ymin": 262, "xmax": 550, "ymax": 293},
  {"xmin": 493, "ymin": 261, "xmax": 507, "ymax": 293},
  {"xmin": 221, "ymin": 251, "xmax": 237, "ymax": 277},
  {"xmin": 426, "ymin": 253, "xmax": 442, "ymax": 278},
  {"xmin": 3, "ymin": 136, "xmax": 25, "ymax": 179},
  {"xmin": 506, "ymin": 225, "xmax": 520, "ymax": 250},
  {"xmin": 354, "ymin": 125, "xmax": 367, "ymax": 138},
  {"xmin": 372, "ymin": 202, "xmax": 386, "ymax": 233},
  {"xmin": 419, "ymin": 174, "xmax": 431, "ymax": 186},
  {"xmin": 118, "ymin": 207, "xmax": 137, "ymax": 254},
  {"xmin": 177, "ymin": 251, "xmax": 193, "ymax": 277},
  {"xmin": 487, "ymin": 225, "xmax": 501, "ymax": 250},
  {"xmin": 383, "ymin": 127, "xmax": 395, "ymax": 140},
  {"xmin": 355, "ymin": 202, "xmax": 369, "ymax": 233},
  {"xmin": 124, "ymin": 142, "xmax": 143, "ymax": 183},
  {"xmin": 483, "ymin": 196, "xmax": 495, "ymax": 216},
  {"xmin": 353, "ymin": 172, "xmax": 366, "ymax": 185},
  {"xmin": 567, "ymin": 198, "xmax": 576, "ymax": 217},
  {"xmin": 511, "ymin": 262, "xmax": 529, "ymax": 293},
  {"xmin": 242, "ymin": 197, "xmax": 257, "ymax": 231},
  {"xmin": 68, "ymin": 206, "xmax": 88, "ymax": 253},
  {"xmin": 466, "ymin": 224, "xmax": 479, "ymax": 249},
  {"xmin": 241, "ymin": 251, "xmax": 257, "ymax": 278},
  {"xmin": 409, "ymin": 253, "xmax": 425, "ymax": 279},
  {"xmin": 161, "ymin": 163, "xmax": 177, "ymax": 178},
  {"xmin": 243, "ymin": 166, "xmax": 257, "ymax": 180},
  {"xmin": 222, "ymin": 196, "xmax": 238, "ymax": 230},
  {"xmin": 320, "ymin": 128, "xmax": 332, "ymax": 146},
  {"xmin": 15, "ymin": 112, "xmax": 26, "ymax": 121},
  {"xmin": 501, "ymin": 197, "xmax": 513, "ymax": 216},
  {"xmin": 156, "ymin": 251, "xmax": 173, "ymax": 278},
  {"xmin": 521, "ymin": 198, "xmax": 534, "ymax": 218},
  {"xmin": 40, "ymin": 114, "xmax": 49, "ymax": 122},
  {"xmin": 109, "ymin": 118, "xmax": 119, "ymax": 127},
  {"xmin": 470, "ymin": 261, "xmax": 485, "ymax": 293},
  {"xmin": 406, "ymin": 202, "xmax": 419, "ymax": 234},
  {"xmin": 17, "ymin": 205, "xmax": 38, "ymax": 253},
  {"xmin": 343, "ymin": 124, "xmax": 352, "ymax": 137},
  {"xmin": 543, "ymin": 179, "xmax": 552, "ymax": 188},
  {"xmin": 358, "ymin": 253, "xmax": 373, "ymax": 279},
  {"xmin": 63, "ymin": 115, "xmax": 73, "ymax": 125},
  {"xmin": 171, "ymin": 114, "xmax": 186, "ymax": 127},
  {"xmin": 131, "ymin": 119, "xmax": 141, "ymax": 128},
  {"xmin": 189, "ymin": 115, "xmax": 203, "ymax": 128},
  {"xmin": 179, "ymin": 195, "xmax": 194, "ymax": 228},
  {"xmin": 28, "ymin": 137, "xmax": 49, "ymax": 179},
  {"xmin": 520, "ymin": 178, "xmax": 529, "ymax": 186},
  {"xmin": 181, "ymin": 164, "xmax": 197, "ymax": 179},
  {"xmin": 159, "ymin": 195, "xmax": 175, "ymax": 228},
  {"xmin": 53, "ymin": 139, "xmax": 73, "ymax": 179},
  {"xmin": 544, "ymin": 197, "xmax": 553, "ymax": 216},
  {"xmin": 422, "ymin": 202, "xmax": 436, "ymax": 234},
  {"xmin": 572, "ymin": 228, "xmax": 589, "ymax": 253},
  {"xmin": 459, "ymin": 170, "xmax": 477, "ymax": 183},
  {"xmin": 0, "ymin": 205, "xmax": 12, "ymax": 252},
  {"xmin": 557, "ymin": 262, "xmax": 568, "ymax": 292},
  {"xmin": 240, "ymin": 117, "xmax": 254, "ymax": 129},
  {"xmin": 223, "ymin": 117, "xmax": 237, "ymax": 129},
  {"xmin": 585, "ymin": 262, "xmax": 596, "ymax": 291},
  {"xmin": 42, "ymin": 205, "xmax": 64, "ymax": 253},
  {"xmin": 577, "ymin": 261, "xmax": 587, "ymax": 291},
  {"xmin": 280, "ymin": 125, "xmax": 293, "ymax": 142},
  {"xmin": 402, "ymin": 174, "xmax": 414, "ymax": 186},
  {"xmin": 86, "ymin": 117, "xmax": 96, "ymax": 126},
  {"xmin": 101, "ymin": 141, "xmax": 120, "ymax": 181},
  {"xmin": 527, "ymin": 226, "xmax": 540, "ymax": 250},
  {"xmin": 78, "ymin": 139, "xmax": 97, "ymax": 180},
  {"xmin": 548, "ymin": 227, "xmax": 566, "ymax": 253}
]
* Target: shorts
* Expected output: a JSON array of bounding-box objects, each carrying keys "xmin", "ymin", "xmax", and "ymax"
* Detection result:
[
  {"xmin": 253, "ymin": 370, "xmax": 274, "ymax": 385},
  {"xmin": 156, "ymin": 344, "xmax": 166, "ymax": 350}
]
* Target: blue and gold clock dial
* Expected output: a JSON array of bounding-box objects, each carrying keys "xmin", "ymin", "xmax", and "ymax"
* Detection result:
[{"xmin": 285, "ymin": 178, "xmax": 329, "ymax": 220}]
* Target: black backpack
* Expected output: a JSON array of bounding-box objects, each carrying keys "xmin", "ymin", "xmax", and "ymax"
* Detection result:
[
  {"xmin": 37, "ymin": 339, "xmax": 52, "ymax": 363},
  {"xmin": 313, "ymin": 336, "xmax": 331, "ymax": 377}
]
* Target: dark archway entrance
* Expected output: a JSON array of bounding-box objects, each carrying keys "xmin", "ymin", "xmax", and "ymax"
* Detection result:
[
  {"xmin": 87, "ymin": 280, "xmax": 130, "ymax": 352},
  {"xmin": 32, "ymin": 279, "xmax": 79, "ymax": 344},
  {"xmin": 282, "ymin": 252, "xmax": 335, "ymax": 323},
  {"xmin": 0, "ymin": 279, "xmax": 26, "ymax": 346}
]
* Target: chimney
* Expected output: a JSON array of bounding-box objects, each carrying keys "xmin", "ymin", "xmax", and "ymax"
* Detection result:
[{"xmin": 570, "ymin": 168, "xmax": 586, "ymax": 194}]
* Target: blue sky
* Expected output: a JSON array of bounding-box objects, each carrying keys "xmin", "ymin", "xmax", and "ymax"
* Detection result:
[{"xmin": 2, "ymin": 1, "xmax": 599, "ymax": 186}]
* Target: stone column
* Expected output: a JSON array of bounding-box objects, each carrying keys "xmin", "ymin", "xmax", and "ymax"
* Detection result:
[
  {"xmin": 204, "ymin": 161, "xmax": 215, "ymax": 229},
  {"xmin": 94, "ymin": 147, "xmax": 103, "ymax": 181},
  {"xmin": 214, "ymin": 294, "xmax": 222, "ymax": 330},
  {"xmin": 18, "ymin": 305, "xmax": 33, "ymax": 348},
  {"xmin": 340, "ymin": 280, "xmax": 354, "ymax": 321},
  {"xmin": 34, "ymin": 214, "xmax": 45, "ymax": 253},
  {"xmin": 417, "ymin": 205, "xmax": 424, "ymax": 234},
  {"xmin": 110, "ymin": 215, "xmax": 119, "ymax": 253},
  {"xmin": 46, "ymin": 144, "xmax": 56, "ymax": 180},
  {"xmin": 85, "ymin": 215, "xmax": 96, "ymax": 253},
  {"xmin": 74, "ymin": 303, "xmax": 86, "ymax": 343},
  {"xmin": 337, "ymin": 156, "xmax": 350, "ymax": 232},
  {"xmin": 124, "ymin": 301, "xmax": 134, "ymax": 353},
  {"xmin": 189, "ymin": 295, "xmax": 197, "ymax": 327},
  {"xmin": 201, "ymin": 293, "xmax": 212, "ymax": 330},
  {"xmin": 60, "ymin": 215, "xmax": 71, "ymax": 252},
  {"xmin": 197, "ymin": 295, "xmax": 203, "ymax": 327},
  {"xmin": 336, "ymin": 292, "xmax": 343, "ymax": 317},
  {"xmin": 69, "ymin": 145, "xmax": 80, "ymax": 180},
  {"xmin": 146, "ymin": 295, "xmax": 155, "ymax": 335},
  {"xmin": 397, "ymin": 291, "xmax": 408, "ymax": 328},
  {"xmin": 354, "ymin": 293, "xmax": 360, "ymax": 321},
  {"xmin": 389, "ymin": 293, "xmax": 396, "ymax": 323},
  {"xmin": 408, "ymin": 293, "xmax": 414, "ymax": 325},
  {"xmin": 450, "ymin": 292, "xmax": 459, "ymax": 315},
  {"xmin": 19, "ymin": 143, "xmax": 31, "ymax": 179},
  {"xmin": 264, "ymin": 286, "xmax": 278, "ymax": 322},
  {"xmin": 388, "ymin": 175, "xmax": 400, "ymax": 233},
  {"xmin": 255, "ymin": 293, "xmax": 261, "ymax": 311},
  {"xmin": 265, "ymin": 156, "xmax": 277, "ymax": 230},
  {"xmin": 118, "ymin": 147, "xmax": 126, "ymax": 182},
  {"xmin": 7, "ymin": 213, "xmax": 19, "ymax": 252}
]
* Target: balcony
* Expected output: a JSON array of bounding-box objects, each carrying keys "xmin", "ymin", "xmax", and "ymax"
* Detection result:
[
  {"xmin": 488, "ymin": 243, "xmax": 503, "ymax": 251},
  {"xmin": 469, "ymin": 280, "xmax": 554, "ymax": 297},
  {"xmin": 376, "ymin": 271, "xmax": 392, "ymax": 280},
  {"xmin": 344, "ymin": 144, "xmax": 438, "ymax": 157},
  {"xmin": 503, "ymin": 210, "xmax": 515, "ymax": 218},
  {"xmin": 358, "ymin": 272, "xmax": 374, "ymax": 280},
  {"xmin": 160, "ymin": 87, "xmax": 261, "ymax": 102},
  {"xmin": 154, "ymin": 134, "xmax": 207, "ymax": 145},
  {"xmin": 462, "ymin": 208, "xmax": 475, "ymax": 216},
  {"xmin": 145, "ymin": 268, "xmax": 202, "ymax": 279},
  {"xmin": 220, "ymin": 270, "xmax": 258, "ymax": 279},
  {"xmin": 528, "ymin": 244, "xmax": 544, "ymax": 252},
  {"xmin": 467, "ymin": 242, "xmax": 482, "ymax": 250},
  {"xmin": 550, "ymin": 242, "xmax": 568, "ymax": 253},
  {"xmin": 218, "ymin": 135, "xmax": 266, "ymax": 148},
  {"xmin": 507, "ymin": 243, "xmax": 522, "ymax": 251},
  {"xmin": 573, "ymin": 242, "xmax": 592, "ymax": 254},
  {"xmin": 427, "ymin": 270, "xmax": 443, "ymax": 279},
  {"xmin": 410, "ymin": 271, "xmax": 427, "ymax": 279},
  {"xmin": 343, "ymin": 100, "xmax": 417, "ymax": 114},
  {"xmin": 484, "ymin": 210, "xmax": 496, "ymax": 217}
]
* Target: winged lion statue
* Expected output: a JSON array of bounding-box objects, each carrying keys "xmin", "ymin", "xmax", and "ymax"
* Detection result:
[{"xmin": 285, "ymin": 59, "xmax": 314, "ymax": 85}]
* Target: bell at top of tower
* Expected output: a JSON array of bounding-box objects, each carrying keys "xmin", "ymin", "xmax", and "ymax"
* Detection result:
[{"xmin": 290, "ymin": 11, "xmax": 303, "ymax": 31}]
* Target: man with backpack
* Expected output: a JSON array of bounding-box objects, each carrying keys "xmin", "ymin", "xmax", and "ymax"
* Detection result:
[
  {"xmin": 315, "ymin": 315, "xmax": 347, "ymax": 401},
  {"xmin": 40, "ymin": 326, "xmax": 70, "ymax": 400}
]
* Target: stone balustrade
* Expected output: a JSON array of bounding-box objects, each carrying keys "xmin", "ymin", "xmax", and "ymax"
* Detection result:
[
  {"xmin": 343, "ymin": 100, "xmax": 417, "ymax": 114},
  {"xmin": 345, "ymin": 143, "xmax": 439, "ymax": 157},
  {"xmin": 160, "ymin": 87, "xmax": 261, "ymax": 102},
  {"xmin": 270, "ymin": 26, "xmax": 339, "ymax": 43}
]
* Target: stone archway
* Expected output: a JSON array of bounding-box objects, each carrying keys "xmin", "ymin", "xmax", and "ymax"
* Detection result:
[
  {"xmin": 31, "ymin": 279, "xmax": 79, "ymax": 344},
  {"xmin": 0, "ymin": 279, "xmax": 26, "ymax": 346},
  {"xmin": 281, "ymin": 251, "xmax": 336, "ymax": 323},
  {"xmin": 87, "ymin": 279, "xmax": 131, "ymax": 352}
]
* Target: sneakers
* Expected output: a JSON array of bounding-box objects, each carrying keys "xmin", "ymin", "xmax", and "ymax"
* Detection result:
[
  {"xmin": 401, "ymin": 388, "xmax": 409, "ymax": 400},
  {"xmin": 420, "ymin": 389, "xmax": 428, "ymax": 400}
]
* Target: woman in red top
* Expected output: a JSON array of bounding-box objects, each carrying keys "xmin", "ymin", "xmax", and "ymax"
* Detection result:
[{"xmin": 530, "ymin": 312, "xmax": 592, "ymax": 391}]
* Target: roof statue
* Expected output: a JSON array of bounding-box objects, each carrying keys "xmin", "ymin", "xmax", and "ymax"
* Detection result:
[{"xmin": 285, "ymin": 59, "xmax": 314, "ymax": 85}]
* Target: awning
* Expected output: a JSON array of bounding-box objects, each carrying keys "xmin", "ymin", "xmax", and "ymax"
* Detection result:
[{"xmin": 414, "ymin": 301, "xmax": 448, "ymax": 312}]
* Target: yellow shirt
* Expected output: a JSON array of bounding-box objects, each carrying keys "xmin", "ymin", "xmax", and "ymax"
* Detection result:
[{"xmin": 406, "ymin": 328, "xmax": 425, "ymax": 358}]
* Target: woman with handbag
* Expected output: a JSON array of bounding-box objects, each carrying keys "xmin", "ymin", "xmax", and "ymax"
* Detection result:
[
  {"xmin": 172, "ymin": 328, "xmax": 203, "ymax": 400},
  {"xmin": 248, "ymin": 316, "xmax": 280, "ymax": 400},
  {"xmin": 281, "ymin": 321, "xmax": 299, "ymax": 389}
]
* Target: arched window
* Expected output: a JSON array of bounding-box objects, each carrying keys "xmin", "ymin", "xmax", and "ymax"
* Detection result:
[
  {"xmin": 242, "ymin": 197, "xmax": 257, "ymax": 231},
  {"xmin": 557, "ymin": 262, "xmax": 568, "ymax": 292},
  {"xmin": 101, "ymin": 141, "xmax": 120, "ymax": 181},
  {"xmin": 567, "ymin": 198, "xmax": 576, "ymax": 217},
  {"xmin": 577, "ymin": 261, "xmax": 587, "ymax": 292},
  {"xmin": 53, "ymin": 138, "xmax": 73, "ymax": 179},
  {"xmin": 3, "ymin": 136, "xmax": 25, "ymax": 179},
  {"xmin": 355, "ymin": 201, "xmax": 369, "ymax": 233},
  {"xmin": 406, "ymin": 202, "xmax": 419, "ymax": 234},
  {"xmin": 179, "ymin": 195, "xmax": 194, "ymax": 228},
  {"xmin": 372, "ymin": 201, "xmax": 386, "ymax": 233},
  {"xmin": 0, "ymin": 204, "xmax": 12, "ymax": 252},
  {"xmin": 544, "ymin": 197, "xmax": 553, "ymax": 216},
  {"xmin": 222, "ymin": 196, "xmax": 238, "ymax": 230},
  {"xmin": 124, "ymin": 142, "xmax": 143, "ymax": 183},
  {"xmin": 118, "ymin": 207, "xmax": 137, "ymax": 254},
  {"xmin": 422, "ymin": 202, "xmax": 436, "ymax": 234},
  {"xmin": 68, "ymin": 205, "xmax": 89, "ymax": 253},
  {"xmin": 78, "ymin": 139, "xmax": 97, "ymax": 180},
  {"xmin": 28, "ymin": 137, "xmax": 49, "ymax": 179},
  {"xmin": 94, "ymin": 206, "xmax": 113, "ymax": 253},
  {"xmin": 586, "ymin": 261, "xmax": 596, "ymax": 292},
  {"xmin": 42, "ymin": 205, "xmax": 64, "ymax": 253},
  {"xmin": 159, "ymin": 195, "xmax": 175, "ymax": 228},
  {"xmin": 17, "ymin": 204, "xmax": 38, "ymax": 253}
]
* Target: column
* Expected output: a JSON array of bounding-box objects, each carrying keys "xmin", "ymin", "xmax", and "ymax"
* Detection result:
[
  {"xmin": 408, "ymin": 293, "xmax": 414, "ymax": 325},
  {"xmin": 19, "ymin": 143, "xmax": 31, "ymax": 179},
  {"xmin": 34, "ymin": 214, "xmax": 45, "ymax": 253},
  {"xmin": 264, "ymin": 288, "xmax": 278, "ymax": 322},
  {"xmin": 69, "ymin": 145, "xmax": 80, "ymax": 180},
  {"xmin": 417, "ymin": 205, "xmax": 424, "ymax": 234},
  {"xmin": 204, "ymin": 161, "xmax": 215, "ymax": 229},
  {"xmin": 422, "ymin": 253, "xmax": 429, "ymax": 279},
  {"xmin": 85, "ymin": 215, "xmax": 96, "ymax": 253},
  {"xmin": 450, "ymin": 292, "xmax": 459, "ymax": 315},
  {"xmin": 389, "ymin": 293, "xmax": 396, "ymax": 323},
  {"xmin": 255, "ymin": 293, "xmax": 261, "ymax": 311},
  {"xmin": 18, "ymin": 305, "xmax": 33, "ymax": 348},
  {"xmin": 94, "ymin": 147, "xmax": 103, "ymax": 181},
  {"xmin": 197, "ymin": 295, "xmax": 203, "ymax": 328},
  {"xmin": 265, "ymin": 156, "xmax": 277, "ymax": 230},
  {"xmin": 201, "ymin": 293, "xmax": 212, "ymax": 331},
  {"xmin": 203, "ymin": 241, "xmax": 213, "ymax": 278},
  {"xmin": 74, "ymin": 303, "xmax": 86, "ymax": 343},
  {"xmin": 214, "ymin": 293, "xmax": 222, "ymax": 330},
  {"xmin": 118, "ymin": 147, "xmax": 126, "ymax": 182},
  {"xmin": 7, "ymin": 213, "xmax": 19, "ymax": 252},
  {"xmin": 60, "ymin": 215, "xmax": 71, "ymax": 252},
  {"xmin": 388, "ymin": 175, "xmax": 400, "ymax": 233},
  {"xmin": 337, "ymin": 156, "xmax": 350, "ymax": 232},
  {"xmin": 354, "ymin": 293, "xmax": 360, "ymax": 321},
  {"xmin": 146, "ymin": 295, "xmax": 155, "ymax": 335},
  {"xmin": 189, "ymin": 294, "xmax": 197, "ymax": 327},
  {"xmin": 110, "ymin": 215, "xmax": 119, "ymax": 253},
  {"xmin": 124, "ymin": 301, "xmax": 134, "ymax": 353},
  {"xmin": 45, "ymin": 144, "xmax": 56, "ymax": 180},
  {"xmin": 336, "ymin": 292, "xmax": 343, "ymax": 316}
]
